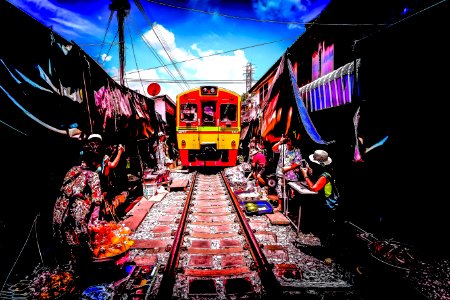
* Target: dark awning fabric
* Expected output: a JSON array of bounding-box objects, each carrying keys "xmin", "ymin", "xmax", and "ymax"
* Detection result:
[
  {"xmin": 287, "ymin": 58, "xmax": 331, "ymax": 145},
  {"xmin": 240, "ymin": 125, "xmax": 250, "ymax": 141},
  {"xmin": 298, "ymin": 59, "xmax": 360, "ymax": 111}
]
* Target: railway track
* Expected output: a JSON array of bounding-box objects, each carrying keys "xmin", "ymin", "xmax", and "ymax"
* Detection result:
[
  {"xmin": 128, "ymin": 169, "xmax": 355, "ymax": 299},
  {"xmin": 157, "ymin": 171, "xmax": 280, "ymax": 299}
]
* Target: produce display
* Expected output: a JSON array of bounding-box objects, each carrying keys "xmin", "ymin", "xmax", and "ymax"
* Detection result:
[
  {"xmin": 245, "ymin": 202, "xmax": 259, "ymax": 212},
  {"xmin": 243, "ymin": 200, "xmax": 273, "ymax": 215},
  {"xmin": 29, "ymin": 269, "xmax": 75, "ymax": 299},
  {"xmin": 89, "ymin": 221, "xmax": 134, "ymax": 259}
]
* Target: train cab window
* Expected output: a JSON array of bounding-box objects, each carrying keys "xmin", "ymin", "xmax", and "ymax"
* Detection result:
[
  {"xmin": 202, "ymin": 102, "xmax": 215, "ymax": 124},
  {"xmin": 220, "ymin": 104, "xmax": 237, "ymax": 122},
  {"xmin": 180, "ymin": 104, "xmax": 197, "ymax": 122}
]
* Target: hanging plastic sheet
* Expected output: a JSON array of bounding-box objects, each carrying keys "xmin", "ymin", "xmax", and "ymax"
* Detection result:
[
  {"xmin": 260, "ymin": 55, "xmax": 285, "ymax": 112},
  {"xmin": 287, "ymin": 58, "xmax": 331, "ymax": 145}
]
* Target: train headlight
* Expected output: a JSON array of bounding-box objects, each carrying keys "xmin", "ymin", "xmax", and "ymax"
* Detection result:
[
  {"xmin": 182, "ymin": 140, "xmax": 186, "ymax": 148},
  {"xmin": 231, "ymin": 140, "xmax": 236, "ymax": 148}
]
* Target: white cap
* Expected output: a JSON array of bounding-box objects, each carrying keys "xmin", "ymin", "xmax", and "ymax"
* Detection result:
[{"xmin": 87, "ymin": 133, "xmax": 102, "ymax": 141}]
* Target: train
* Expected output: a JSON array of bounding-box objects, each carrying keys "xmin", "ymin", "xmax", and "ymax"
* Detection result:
[{"xmin": 175, "ymin": 86, "xmax": 241, "ymax": 167}]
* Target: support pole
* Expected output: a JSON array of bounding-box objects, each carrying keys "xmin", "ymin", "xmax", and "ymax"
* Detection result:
[{"xmin": 109, "ymin": 0, "xmax": 130, "ymax": 86}]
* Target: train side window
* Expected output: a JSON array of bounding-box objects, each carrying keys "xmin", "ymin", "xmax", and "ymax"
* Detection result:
[
  {"xmin": 181, "ymin": 104, "xmax": 197, "ymax": 122},
  {"xmin": 202, "ymin": 103, "xmax": 215, "ymax": 124},
  {"xmin": 220, "ymin": 104, "xmax": 236, "ymax": 122}
]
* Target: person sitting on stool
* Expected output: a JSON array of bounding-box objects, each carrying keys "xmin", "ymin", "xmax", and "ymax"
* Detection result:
[{"xmin": 249, "ymin": 148, "xmax": 267, "ymax": 188}]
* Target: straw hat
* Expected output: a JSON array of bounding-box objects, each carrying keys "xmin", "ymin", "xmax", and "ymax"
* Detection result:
[{"xmin": 309, "ymin": 150, "xmax": 332, "ymax": 166}]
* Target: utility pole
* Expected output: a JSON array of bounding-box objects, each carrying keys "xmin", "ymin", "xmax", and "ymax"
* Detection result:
[
  {"xmin": 243, "ymin": 63, "xmax": 255, "ymax": 92},
  {"xmin": 110, "ymin": 0, "xmax": 130, "ymax": 86}
]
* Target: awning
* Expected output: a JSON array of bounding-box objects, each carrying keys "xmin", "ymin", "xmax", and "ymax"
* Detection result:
[
  {"xmin": 288, "ymin": 58, "xmax": 331, "ymax": 145},
  {"xmin": 299, "ymin": 59, "xmax": 360, "ymax": 111},
  {"xmin": 240, "ymin": 125, "xmax": 250, "ymax": 141}
]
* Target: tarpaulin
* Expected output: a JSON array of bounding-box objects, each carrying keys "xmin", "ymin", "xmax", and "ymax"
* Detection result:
[{"xmin": 287, "ymin": 58, "xmax": 331, "ymax": 145}]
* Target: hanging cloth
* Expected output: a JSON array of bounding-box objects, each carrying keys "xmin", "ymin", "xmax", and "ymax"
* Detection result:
[
  {"xmin": 353, "ymin": 105, "xmax": 364, "ymax": 162},
  {"xmin": 287, "ymin": 58, "xmax": 332, "ymax": 145},
  {"xmin": 261, "ymin": 55, "xmax": 285, "ymax": 112}
]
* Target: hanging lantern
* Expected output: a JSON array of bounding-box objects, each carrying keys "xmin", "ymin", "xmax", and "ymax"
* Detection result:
[{"xmin": 147, "ymin": 82, "xmax": 161, "ymax": 96}]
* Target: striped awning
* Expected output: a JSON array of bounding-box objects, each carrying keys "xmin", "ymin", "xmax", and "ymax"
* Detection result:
[{"xmin": 299, "ymin": 59, "xmax": 360, "ymax": 111}]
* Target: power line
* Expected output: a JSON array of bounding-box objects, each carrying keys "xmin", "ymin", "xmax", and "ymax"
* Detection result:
[
  {"xmin": 127, "ymin": 10, "xmax": 186, "ymax": 91},
  {"xmin": 124, "ymin": 78, "xmax": 248, "ymax": 84},
  {"xmin": 146, "ymin": 0, "xmax": 389, "ymax": 26},
  {"xmin": 113, "ymin": 36, "xmax": 297, "ymax": 79},
  {"xmin": 134, "ymin": 0, "xmax": 190, "ymax": 90},
  {"xmin": 126, "ymin": 22, "xmax": 147, "ymax": 95},
  {"xmin": 96, "ymin": 10, "xmax": 114, "ymax": 62}
]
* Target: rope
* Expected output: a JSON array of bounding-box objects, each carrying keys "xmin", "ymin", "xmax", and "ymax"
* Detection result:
[{"xmin": 1, "ymin": 214, "xmax": 43, "ymax": 292}]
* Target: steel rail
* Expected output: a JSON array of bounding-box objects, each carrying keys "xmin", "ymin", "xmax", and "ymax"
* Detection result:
[
  {"xmin": 220, "ymin": 171, "xmax": 282, "ymax": 298},
  {"xmin": 157, "ymin": 170, "xmax": 282, "ymax": 299},
  {"xmin": 157, "ymin": 171, "xmax": 198, "ymax": 299}
]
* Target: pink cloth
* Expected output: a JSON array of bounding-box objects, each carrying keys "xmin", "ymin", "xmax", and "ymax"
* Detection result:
[{"xmin": 252, "ymin": 152, "xmax": 266, "ymax": 167}]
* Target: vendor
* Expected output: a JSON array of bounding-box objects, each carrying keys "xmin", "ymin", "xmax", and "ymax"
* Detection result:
[
  {"xmin": 272, "ymin": 132, "xmax": 303, "ymax": 212},
  {"xmin": 52, "ymin": 140, "xmax": 104, "ymax": 270},
  {"xmin": 154, "ymin": 132, "xmax": 173, "ymax": 170},
  {"xmin": 249, "ymin": 148, "xmax": 267, "ymax": 188}
]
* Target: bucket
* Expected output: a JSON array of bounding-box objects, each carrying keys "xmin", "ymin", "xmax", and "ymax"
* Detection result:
[{"xmin": 143, "ymin": 183, "xmax": 157, "ymax": 198}]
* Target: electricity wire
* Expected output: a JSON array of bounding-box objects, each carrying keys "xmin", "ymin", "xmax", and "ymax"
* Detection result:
[
  {"xmin": 134, "ymin": 0, "xmax": 190, "ymax": 90},
  {"xmin": 96, "ymin": 10, "xmax": 115, "ymax": 63},
  {"xmin": 127, "ymin": 14, "xmax": 186, "ymax": 91},
  {"xmin": 124, "ymin": 78, "xmax": 246, "ymax": 84},
  {"xmin": 126, "ymin": 22, "xmax": 147, "ymax": 94},
  {"xmin": 114, "ymin": 36, "xmax": 296, "ymax": 78},
  {"xmin": 146, "ymin": 0, "xmax": 389, "ymax": 26},
  {"xmin": 101, "ymin": 31, "xmax": 119, "ymax": 67}
]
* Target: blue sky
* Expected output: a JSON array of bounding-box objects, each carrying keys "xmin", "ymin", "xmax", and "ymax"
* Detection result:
[{"xmin": 8, "ymin": 0, "xmax": 331, "ymax": 101}]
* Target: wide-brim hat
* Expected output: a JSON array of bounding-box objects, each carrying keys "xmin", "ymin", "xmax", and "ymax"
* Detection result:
[
  {"xmin": 249, "ymin": 149, "xmax": 259, "ymax": 157},
  {"xmin": 309, "ymin": 150, "xmax": 332, "ymax": 166}
]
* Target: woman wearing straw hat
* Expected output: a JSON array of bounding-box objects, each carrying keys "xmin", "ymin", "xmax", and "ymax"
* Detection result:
[{"xmin": 300, "ymin": 149, "xmax": 341, "ymax": 253}]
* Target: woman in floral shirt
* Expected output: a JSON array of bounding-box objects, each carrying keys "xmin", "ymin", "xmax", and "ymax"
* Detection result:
[{"xmin": 52, "ymin": 141, "xmax": 104, "ymax": 266}]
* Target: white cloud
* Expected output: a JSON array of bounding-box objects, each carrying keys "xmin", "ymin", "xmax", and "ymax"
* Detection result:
[
  {"xmin": 124, "ymin": 68, "xmax": 160, "ymax": 96},
  {"xmin": 129, "ymin": 24, "xmax": 249, "ymax": 101},
  {"xmin": 252, "ymin": 0, "xmax": 330, "ymax": 23},
  {"xmin": 10, "ymin": 0, "xmax": 105, "ymax": 38},
  {"xmin": 101, "ymin": 54, "xmax": 112, "ymax": 62}
]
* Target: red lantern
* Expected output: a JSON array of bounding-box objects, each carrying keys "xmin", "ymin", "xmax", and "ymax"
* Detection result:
[{"xmin": 147, "ymin": 82, "xmax": 161, "ymax": 96}]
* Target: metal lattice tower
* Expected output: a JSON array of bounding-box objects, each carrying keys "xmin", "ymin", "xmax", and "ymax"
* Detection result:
[{"xmin": 244, "ymin": 63, "xmax": 255, "ymax": 92}]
